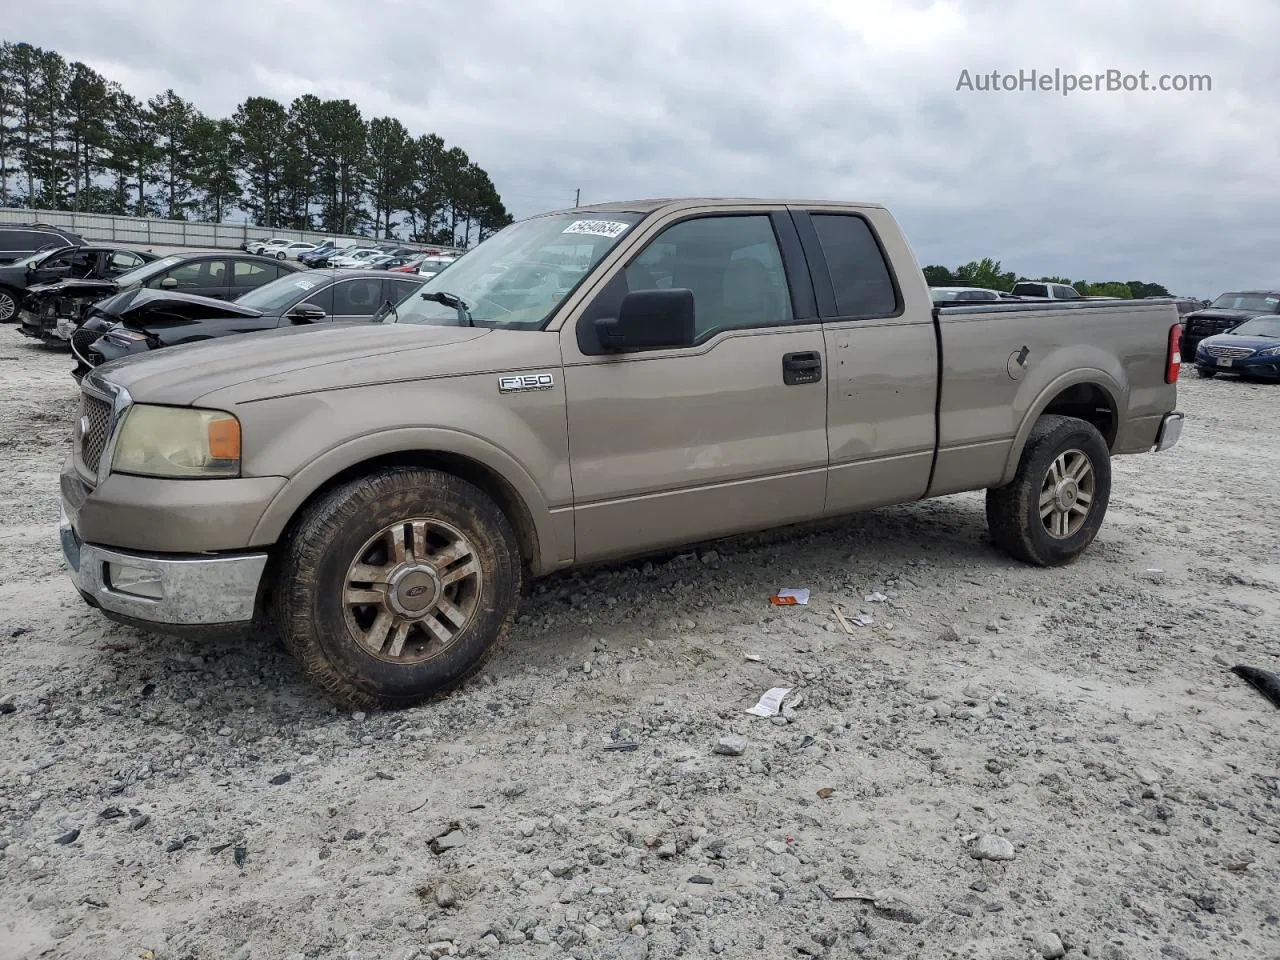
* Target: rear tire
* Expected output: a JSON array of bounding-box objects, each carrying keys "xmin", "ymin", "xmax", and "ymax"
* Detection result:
[
  {"xmin": 274, "ymin": 467, "xmax": 522, "ymax": 710},
  {"xmin": 986, "ymin": 415, "xmax": 1111, "ymax": 567}
]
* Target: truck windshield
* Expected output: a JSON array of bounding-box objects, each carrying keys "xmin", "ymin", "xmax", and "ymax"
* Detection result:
[
  {"xmin": 387, "ymin": 212, "xmax": 644, "ymax": 329},
  {"xmin": 1229, "ymin": 316, "xmax": 1280, "ymax": 337},
  {"xmin": 1209, "ymin": 293, "xmax": 1280, "ymax": 311}
]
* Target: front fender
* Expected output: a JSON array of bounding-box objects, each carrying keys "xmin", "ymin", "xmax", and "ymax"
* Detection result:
[{"xmin": 247, "ymin": 426, "xmax": 565, "ymax": 573}]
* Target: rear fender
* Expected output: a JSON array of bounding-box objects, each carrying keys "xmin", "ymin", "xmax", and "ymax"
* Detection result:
[{"xmin": 998, "ymin": 362, "xmax": 1125, "ymax": 487}]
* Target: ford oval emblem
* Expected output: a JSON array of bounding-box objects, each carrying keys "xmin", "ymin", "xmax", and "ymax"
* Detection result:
[{"xmin": 404, "ymin": 584, "xmax": 431, "ymax": 598}]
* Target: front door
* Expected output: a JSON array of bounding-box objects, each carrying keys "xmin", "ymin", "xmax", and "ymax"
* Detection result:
[{"xmin": 561, "ymin": 210, "xmax": 830, "ymax": 564}]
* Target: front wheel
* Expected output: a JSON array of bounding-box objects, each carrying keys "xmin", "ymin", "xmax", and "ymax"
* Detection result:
[
  {"xmin": 0, "ymin": 288, "xmax": 17, "ymax": 322},
  {"xmin": 986, "ymin": 414, "xmax": 1112, "ymax": 566},
  {"xmin": 1195, "ymin": 365, "xmax": 1216, "ymax": 379},
  {"xmin": 274, "ymin": 467, "xmax": 522, "ymax": 710}
]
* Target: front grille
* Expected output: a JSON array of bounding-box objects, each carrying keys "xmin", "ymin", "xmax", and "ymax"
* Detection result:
[
  {"xmin": 1204, "ymin": 345, "xmax": 1255, "ymax": 359},
  {"xmin": 78, "ymin": 393, "xmax": 114, "ymax": 473},
  {"xmin": 70, "ymin": 325, "xmax": 99, "ymax": 358}
]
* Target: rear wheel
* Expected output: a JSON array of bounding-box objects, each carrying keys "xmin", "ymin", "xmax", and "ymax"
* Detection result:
[
  {"xmin": 274, "ymin": 467, "xmax": 522, "ymax": 710},
  {"xmin": 986, "ymin": 415, "xmax": 1111, "ymax": 566}
]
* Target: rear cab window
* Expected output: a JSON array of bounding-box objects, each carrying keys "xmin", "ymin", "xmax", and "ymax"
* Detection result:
[{"xmin": 807, "ymin": 212, "xmax": 900, "ymax": 319}]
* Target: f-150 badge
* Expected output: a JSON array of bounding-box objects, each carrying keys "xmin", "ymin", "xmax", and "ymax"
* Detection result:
[{"xmin": 498, "ymin": 373, "xmax": 555, "ymax": 393}]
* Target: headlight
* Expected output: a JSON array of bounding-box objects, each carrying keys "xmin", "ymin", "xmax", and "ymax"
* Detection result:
[
  {"xmin": 107, "ymin": 328, "xmax": 148, "ymax": 342},
  {"xmin": 1257, "ymin": 346, "xmax": 1280, "ymax": 357},
  {"xmin": 111, "ymin": 405, "xmax": 241, "ymax": 478}
]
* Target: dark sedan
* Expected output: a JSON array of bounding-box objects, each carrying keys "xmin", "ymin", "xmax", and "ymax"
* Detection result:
[
  {"xmin": 1192, "ymin": 315, "xmax": 1280, "ymax": 380},
  {"xmin": 70, "ymin": 268, "xmax": 427, "ymax": 380},
  {"xmin": 24, "ymin": 250, "xmax": 305, "ymax": 347},
  {"xmin": 1181, "ymin": 290, "xmax": 1280, "ymax": 359}
]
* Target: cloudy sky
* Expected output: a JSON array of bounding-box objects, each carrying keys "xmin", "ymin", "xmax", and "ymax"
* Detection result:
[{"xmin": 11, "ymin": 0, "xmax": 1279, "ymax": 296}]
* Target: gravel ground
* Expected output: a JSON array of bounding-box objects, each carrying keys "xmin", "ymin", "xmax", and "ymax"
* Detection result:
[{"xmin": 1, "ymin": 323, "xmax": 1277, "ymax": 960}]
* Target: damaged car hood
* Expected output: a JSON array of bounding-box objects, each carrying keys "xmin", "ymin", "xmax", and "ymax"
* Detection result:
[
  {"xmin": 92, "ymin": 288, "xmax": 264, "ymax": 325},
  {"xmin": 28, "ymin": 277, "xmax": 120, "ymax": 300}
]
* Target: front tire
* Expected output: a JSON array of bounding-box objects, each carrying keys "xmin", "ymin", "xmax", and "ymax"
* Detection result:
[
  {"xmin": 274, "ymin": 467, "xmax": 522, "ymax": 710},
  {"xmin": 1195, "ymin": 365, "xmax": 1216, "ymax": 378},
  {"xmin": 0, "ymin": 288, "xmax": 17, "ymax": 322},
  {"xmin": 986, "ymin": 415, "xmax": 1111, "ymax": 567}
]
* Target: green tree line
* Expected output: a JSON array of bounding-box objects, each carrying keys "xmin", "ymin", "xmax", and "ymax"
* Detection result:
[
  {"xmin": 922, "ymin": 258, "xmax": 1171, "ymax": 299},
  {"xmin": 0, "ymin": 40, "xmax": 513, "ymax": 247}
]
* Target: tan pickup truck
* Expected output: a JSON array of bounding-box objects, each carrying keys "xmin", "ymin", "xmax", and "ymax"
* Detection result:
[{"xmin": 59, "ymin": 198, "xmax": 1185, "ymax": 708}]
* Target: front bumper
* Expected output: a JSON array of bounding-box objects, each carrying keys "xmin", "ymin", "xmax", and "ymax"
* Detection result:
[
  {"xmin": 1195, "ymin": 354, "xmax": 1280, "ymax": 378},
  {"xmin": 1153, "ymin": 411, "xmax": 1184, "ymax": 452},
  {"xmin": 17, "ymin": 308, "xmax": 73, "ymax": 342},
  {"xmin": 60, "ymin": 504, "xmax": 269, "ymax": 627}
]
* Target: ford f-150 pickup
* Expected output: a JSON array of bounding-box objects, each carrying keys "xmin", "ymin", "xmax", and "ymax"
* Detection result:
[{"xmin": 58, "ymin": 198, "xmax": 1185, "ymax": 709}]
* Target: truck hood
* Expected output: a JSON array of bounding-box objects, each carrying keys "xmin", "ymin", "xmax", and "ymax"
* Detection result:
[
  {"xmin": 1186, "ymin": 309, "xmax": 1265, "ymax": 323},
  {"xmin": 90, "ymin": 322, "xmax": 492, "ymax": 406}
]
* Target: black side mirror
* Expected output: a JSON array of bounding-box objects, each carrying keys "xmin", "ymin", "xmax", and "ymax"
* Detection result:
[
  {"xmin": 594, "ymin": 288, "xmax": 696, "ymax": 352},
  {"xmin": 288, "ymin": 303, "xmax": 327, "ymax": 323}
]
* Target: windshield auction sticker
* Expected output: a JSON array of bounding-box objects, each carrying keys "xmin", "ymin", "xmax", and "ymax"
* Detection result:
[{"xmin": 563, "ymin": 220, "xmax": 630, "ymax": 239}]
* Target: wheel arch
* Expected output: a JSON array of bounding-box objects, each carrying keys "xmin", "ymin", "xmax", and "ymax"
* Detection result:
[
  {"xmin": 998, "ymin": 371, "xmax": 1122, "ymax": 487},
  {"xmin": 250, "ymin": 430, "xmax": 556, "ymax": 575}
]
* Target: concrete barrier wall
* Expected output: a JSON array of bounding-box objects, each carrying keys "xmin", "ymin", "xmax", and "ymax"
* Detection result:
[{"xmin": 0, "ymin": 208, "xmax": 465, "ymax": 254}]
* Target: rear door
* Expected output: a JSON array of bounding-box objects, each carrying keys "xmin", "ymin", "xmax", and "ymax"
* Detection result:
[
  {"xmin": 382, "ymin": 276, "xmax": 424, "ymax": 319},
  {"xmin": 560, "ymin": 206, "xmax": 830, "ymax": 564},
  {"xmin": 231, "ymin": 259, "xmax": 279, "ymax": 297},
  {"xmin": 146, "ymin": 258, "xmax": 232, "ymax": 299},
  {"xmin": 103, "ymin": 250, "xmax": 146, "ymax": 278},
  {"xmin": 791, "ymin": 207, "xmax": 938, "ymax": 515},
  {"xmin": 330, "ymin": 276, "xmax": 387, "ymax": 323}
]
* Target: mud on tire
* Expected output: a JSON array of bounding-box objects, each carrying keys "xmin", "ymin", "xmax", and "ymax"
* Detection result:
[
  {"xmin": 274, "ymin": 467, "xmax": 522, "ymax": 710},
  {"xmin": 986, "ymin": 414, "xmax": 1112, "ymax": 567}
]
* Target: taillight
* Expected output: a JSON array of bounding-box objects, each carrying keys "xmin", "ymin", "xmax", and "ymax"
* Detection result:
[{"xmin": 1166, "ymin": 323, "xmax": 1182, "ymax": 383}]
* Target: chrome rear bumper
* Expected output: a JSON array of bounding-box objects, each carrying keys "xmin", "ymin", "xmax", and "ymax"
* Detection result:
[
  {"xmin": 61, "ymin": 506, "xmax": 268, "ymax": 626},
  {"xmin": 1154, "ymin": 411, "xmax": 1184, "ymax": 452}
]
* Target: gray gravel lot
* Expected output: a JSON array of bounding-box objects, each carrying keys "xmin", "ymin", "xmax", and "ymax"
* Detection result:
[{"xmin": 0, "ymin": 323, "xmax": 1277, "ymax": 960}]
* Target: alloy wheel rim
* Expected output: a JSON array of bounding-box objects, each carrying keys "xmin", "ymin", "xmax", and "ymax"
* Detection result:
[
  {"xmin": 1039, "ymin": 449, "xmax": 1095, "ymax": 539},
  {"xmin": 342, "ymin": 517, "xmax": 483, "ymax": 664},
  {"xmin": 0, "ymin": 292, "xmax": 15, "ymax": 321}
]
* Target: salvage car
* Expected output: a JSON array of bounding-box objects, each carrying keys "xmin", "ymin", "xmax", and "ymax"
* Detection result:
[
  {"xmin": 58, "ymin": 197, "xmax": 1184, "ymax": 710},
  {"xmin": 71, "ymin": 269, "xmax": 427, "ymax": 377},
  {"xmin": 5, "ymin": 244, "xmax": 157, "ymax": 327},
  {"xmin": 27, "ymin": 251, "xmax": 304, "ymax": 353},
  {"xmin": 1192, "ymin": 314, "xmax": 1280, "ymax": 380},
  {"xmin": 1181, "ymin": 290, "xmax": 1280, "ymax": 359}
]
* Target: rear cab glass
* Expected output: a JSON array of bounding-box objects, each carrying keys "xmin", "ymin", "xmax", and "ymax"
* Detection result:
[
  {"xmin": 809, "ymin": 212, "xmax": 900, "ymax": 318},
  {"xmin": 1013, "ymin": 283, "xmax": 1048, "ymax": 297}
]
